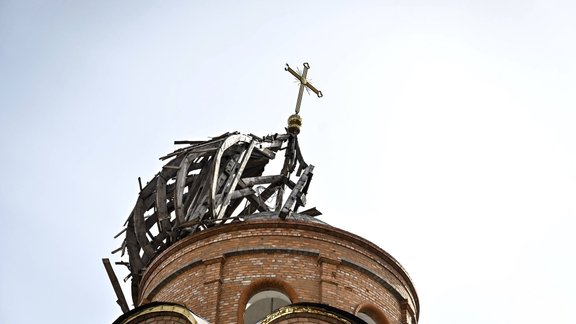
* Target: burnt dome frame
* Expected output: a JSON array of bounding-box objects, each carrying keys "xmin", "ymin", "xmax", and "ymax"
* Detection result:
[{"xmin": 112, "ymin": 131, "xmax": 320, "ymax": 302}]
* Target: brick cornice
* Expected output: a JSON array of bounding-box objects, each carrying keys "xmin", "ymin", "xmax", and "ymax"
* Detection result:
[{"xmin": 140, "ymin": 219, "xmax": 419, "ymax": 318}]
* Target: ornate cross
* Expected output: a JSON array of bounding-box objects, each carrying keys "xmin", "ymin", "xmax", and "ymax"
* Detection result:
[{"xmin": 285, "ymin": 62, "xmax": 323, "ymax": 114}]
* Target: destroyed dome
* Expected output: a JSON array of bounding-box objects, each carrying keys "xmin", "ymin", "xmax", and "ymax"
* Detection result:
[{"xmin": 113, "ymin": 131, "xmax": 321, "ymax": 298}]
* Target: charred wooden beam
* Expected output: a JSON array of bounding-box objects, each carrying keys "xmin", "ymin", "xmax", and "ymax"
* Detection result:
[
  {"xmin": 241, "ymin": 175, "xmax": 283, "ymax": 187},
  {"xmin": 215, "ymin": 140, "xmax": 255, "ymax": 219},
  {"xmin": 174, "ymin": 140, "xmax": 205, "ymax": 145},
  {"xmin": 133, "ymin": 198, "xmax": 155, "ymax": 258},
  {"xmin": 237, "ymin": 180, "xmax": 270, "ymax": 213},
  {"xmin": 102, "ymin": 258, "xmax": 130, "ymax": 313},
  {"xmin": 174, "ymin": 152, "xmax": 202, "ymax": 224},
  {"xmin": 113, "ymin": 131, "xmax": 319, "ymax": 305},
  {"xmin": 299, "ymin": 207, "xmax": 322, "ymax": 217},
  {"xmin": 159, "ymin": 137, "xmax": 224, "ymax": 161},
  {"xmin": 280, "ymin": 165, "xmax": 314, "ymax": 219},
  {"xmin": 239, "ymin": 182, "xmax": 279, "ymax": 215},
  {"xmin": 155, "ymin": 175, "xmax": 170, "ymax": 235}
]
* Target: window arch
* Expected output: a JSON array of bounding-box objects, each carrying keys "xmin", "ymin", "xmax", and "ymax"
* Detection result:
[
  {"xmin": 244, "ymin": 290, "xmax": 290, "ymax": 324},
  {"xmin": 355, "ymin": 303, "xmax": 389, "ymax": 324},
  {"xmin": 357, "ymin": 311, "xmax": 378, "ymax": 324},
  {"xmin": 237, "ymin": 278, "xmax": 298, "ymax": 324}
]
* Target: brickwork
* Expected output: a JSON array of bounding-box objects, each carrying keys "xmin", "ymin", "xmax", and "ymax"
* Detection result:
[{"xmin": 138, "ymin": 220, "xmax": 419, "ymax": 324}]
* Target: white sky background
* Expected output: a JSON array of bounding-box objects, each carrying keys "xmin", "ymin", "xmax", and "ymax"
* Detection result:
[{"xmin": 1, "ymin": 1, "xmax": 575, "ymax": 323}]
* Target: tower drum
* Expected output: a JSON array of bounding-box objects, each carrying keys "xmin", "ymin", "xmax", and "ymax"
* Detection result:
[
  {"xmin": 107, "ymin": 130, "xmax": 419, "ymax": 324},
  {"xmin": 137, "ymin": 219, "xmax": 418, "ymax": 324}
]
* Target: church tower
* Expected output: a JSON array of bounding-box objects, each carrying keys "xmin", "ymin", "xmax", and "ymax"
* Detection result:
[{"xmin": 104, "ymin": 63, "xmax": 419, "ymax": 324}]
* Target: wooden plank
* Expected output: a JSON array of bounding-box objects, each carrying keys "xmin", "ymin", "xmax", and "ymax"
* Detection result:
[
  {"xmin": 275, "ymin": 185, "xmax": 285, "ymax": 213},
  {"xmin": 280, "ymin": 165, "xmax": 314, "ymax": 219},
  {"xmin": 133, "ymin": 197, "xmax": 155, "ymax": 257},
  {"xmin": 138, "ymin": 174, "xmax": 158, "ymax": 200},
  {"xmin": 150, "ymin": 231, "xmax": 167, "ymax": 250},
  {"xmin": 174, "ymin": 140, "xmax": 205, "ymax": 145},
  {"xmin": 113, "ymin": 228, "xmax": 126, "ymax": 239},
  {"xmin": 162, "ymin": 154, "xmax": 186, "ymax": 173},
  {"xmin": 159, "ymin": 137, "xmax": 224, "ymax": 161},
  {"xmin": 299, "ymin": 207, "xmax": 322, "ymax": 216},
  {"xmin": 248, "ymin": 133, "xmax": 263, "ymax": 141},
  {"xmin": 156, "ymin": 175, "xmax": 170, "ymax": 235},
  {"xmin": 111, "ymin": 239, "xmax": 127, "ymax": 256},
  {"xmin": 125, "ymin": 216, "xmax": 143, "ymax": 281},
  {"xmin": 241, "ymin": 175, "xmax": 283, "ymax": 187},
  {"xmin": 185, "ymin": 162, "xmax": 228, "ymax": 225},
  {"xmin": 102, "ymin": 258, "xmax": 130, "ymax": 313},
  {"xmin": 179, "ymin": 156, "xmax": 212, "ymax": 215},
  {"xmin": 209, "ymin": 134, "xmax": 253, "ymax": 215},
  {"xmin": 228, "ymin": 187, "xmax": 256, "ymax": 200},
  {"xmin": 266, "ymin": 133, "xmax": 290, "ymax": 150},
  {"xmin": 174, "ymin": 152, "xmax": 200, "ymax": 224},
  {"xmin": 295, "ymin": 168, "xmax": 313, "ymax": 212},
  {"xmin": 236, "ymin": 180, "xmax": 270, "ymax": 213},
  {"xmin": 183, "ymin": 159, "xmax": 216, "ymax": 223},
  {"xmin": 187, "ymin": 135, "xmax": 244, "ymax": 223},
  {"xmin": 215, "ymin": 140, "xmax": 256, "ymax": 219},
  {"xmin": 189, "ymin": 146, "xmax": 219, "ymax": 153},
  {"xmin": 254, "ymin": 146, "xmax": 276, "ymax": 159},
  {"xmin": 164, "ymin": 170, "xmax": 198, "ymax": 199},
  {"xmin": 286, "ymin": 179, "xmax": 296, "ymax": 189},
  {"xmin": 238, "ymin": 182, "xmax": 279, "ymax": 215},
  {"xmin": 175, "ymin": 217, "xmax": 203, "ymax": 229},
  {"xmin": 111, "ymin": 242, "xmax": 123, "ymax": 254}
]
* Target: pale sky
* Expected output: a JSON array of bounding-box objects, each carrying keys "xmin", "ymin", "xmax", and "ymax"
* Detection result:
[{"xmin": 1, "ymin": 1, "xmax": 575, "ymax": 323}]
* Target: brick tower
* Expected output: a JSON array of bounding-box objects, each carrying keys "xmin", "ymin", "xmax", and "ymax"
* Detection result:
[{"xmin": 104, "ymin": 64, "xmax": 419, "ymax": 324}]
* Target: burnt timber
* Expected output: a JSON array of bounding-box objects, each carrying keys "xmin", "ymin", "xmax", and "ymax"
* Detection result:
[{"xmin": 112, "ymin": 131, "xmax": 320, "ymax": 304}]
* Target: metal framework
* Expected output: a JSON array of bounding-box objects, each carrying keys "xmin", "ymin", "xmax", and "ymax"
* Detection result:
[{"xmin": 112, "ymin": 131, "xmax": 320, "ymax": 303}]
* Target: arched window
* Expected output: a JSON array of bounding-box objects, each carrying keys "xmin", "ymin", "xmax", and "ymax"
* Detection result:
[
  {"xmin": 357, "ymin": 311, "xmax": 378, "ymax": 324},
  {"xmin": 355, "ymin": 303, "xmax": 389, "ymax": 324},
  {"xmin": 243, "ymin": 290, "xmax": 291, "ymax": 324}
]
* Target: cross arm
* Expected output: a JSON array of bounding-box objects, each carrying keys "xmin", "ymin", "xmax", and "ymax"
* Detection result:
[
  {"xmin": 305, "ymin": 83, "xmax": 323, "ymax": 98},
  {"xmin": 285, "ymin": 64, "xmax": 304, "ymax": 82},
  {"xmin": 285, "ymin": 64, "xmax": 323, "ymax": 98}
]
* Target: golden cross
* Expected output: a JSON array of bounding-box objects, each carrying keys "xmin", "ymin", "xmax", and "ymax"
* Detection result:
[{"xmin": 285, "ymin": 62, "xmax": 323, "ymax": 114}]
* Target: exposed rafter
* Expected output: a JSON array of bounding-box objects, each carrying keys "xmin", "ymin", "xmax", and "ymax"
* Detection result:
[{"xmin": 113, "ymin": 131, "xmax": 321, "ymax": 303}]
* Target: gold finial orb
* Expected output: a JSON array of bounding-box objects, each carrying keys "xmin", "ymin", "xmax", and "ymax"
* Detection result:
[{"xmin": 287, "ymin": 114, "xmax": 302, "ymax": 135}]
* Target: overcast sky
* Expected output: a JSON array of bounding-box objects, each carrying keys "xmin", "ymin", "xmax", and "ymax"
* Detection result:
[{"xmin": 1, "ymin": 1, "xmax": 575, "ymax": 323}]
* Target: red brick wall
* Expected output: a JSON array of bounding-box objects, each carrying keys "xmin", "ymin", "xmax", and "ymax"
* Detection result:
[{"xmin": 138, "ymin": 220, "xmax": 418, "ymax": 324}]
